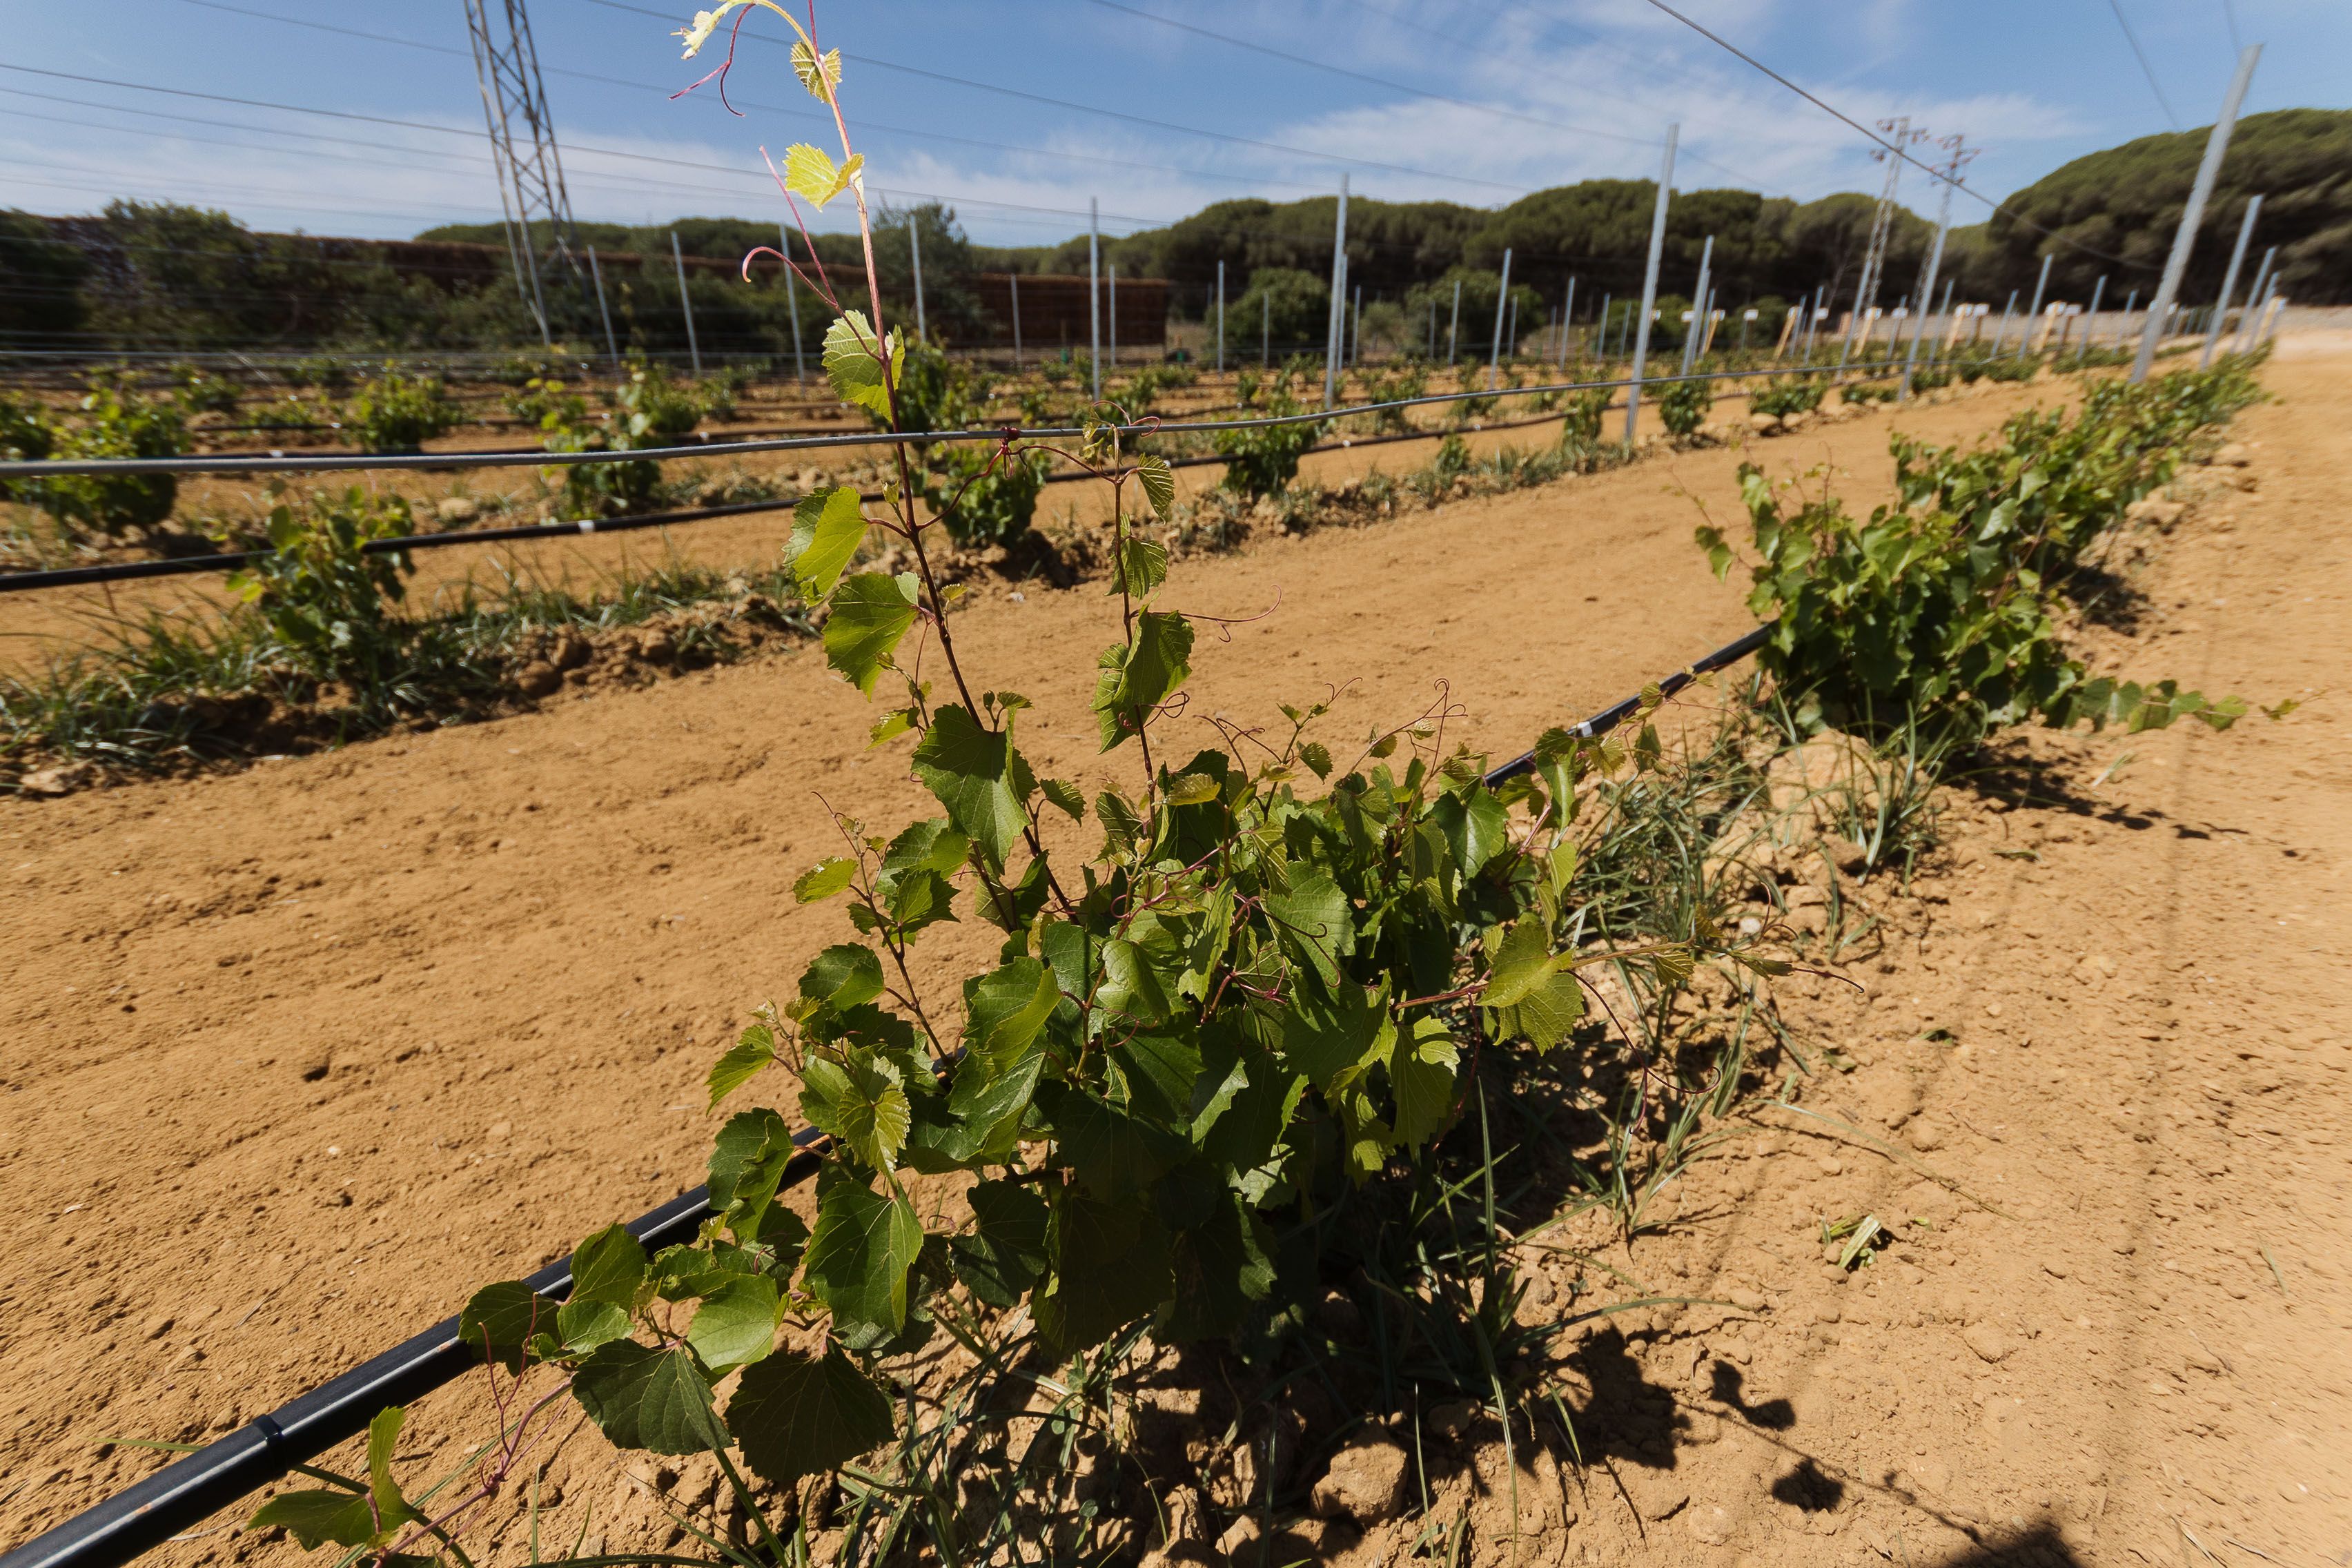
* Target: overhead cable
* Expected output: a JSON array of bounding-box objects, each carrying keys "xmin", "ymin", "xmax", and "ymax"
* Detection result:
[
  {"xmin": 2104, "ymin": 0, "xmax": 2184, "ymax": 128},
  {"xmin": 1631, "ymin": 0, "xmax": 2164, "ymax": 273},
  {"xmin": 576, "ymin": 0, "xmax": 1536, "ymax": 194}
]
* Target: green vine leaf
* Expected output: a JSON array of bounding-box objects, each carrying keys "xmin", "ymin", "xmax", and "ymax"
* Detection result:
[
  {"xmin": 728, "ymin": 1346, "xmax": 893, "ymax": 1489},
  {"xmin": 789, "ymin": 38, "xmax": 844, "ymax": 99},
  {"xmin": 1134, "ymin": 454, "xmax": 1176, "ymax": 521},
  {"xmin": 823, "ymin": 311, "xmax": 901, "ymax": 420},
  {"xmin": 1092, "ymin": 611, "xmax": 1193, "ymax": 752},
  {"xmin": 800, "ymin": 943, "xmax": 886, "ymax": 1010},
  {"xmin": 685, "ymin": 1275, "xmax": 782, "ymax": 1373},
  {"xmin": 707, "ymin": 1021, "xmax": 778, "ymax": 1109},
  {"xmin": 804, "ymin": 1168, "xmax": 924, "ymax": 1335},
  {"xmin": 1112, "ymin": 533, "xmax": 1170, "ymax": 600},
  {"xmin": 911, "ymin": 704, "xmax": 1037, "ymax": 870},
  {"xmin": 794, "ymin": 856, "xmax": 858, "ymax": 903},
  {"xmin": 571, "ymin": 1340, "xmax": 727, "ymax": 1455},
  {"xmin": 823, "ymin": 571, "xmax": 920, "ymax": 694},
  {"xmin": 788, "ymin": 484, "xmax": 868, "ymax": 598},
  {"xmin": 798, "ymin": 1046, "xmax": 912, "ymax": 1173}
]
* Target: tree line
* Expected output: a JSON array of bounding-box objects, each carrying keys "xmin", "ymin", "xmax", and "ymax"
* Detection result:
[{"xmin": 1, "ymin": 109, "xmax": 2340, "ymax": 362}]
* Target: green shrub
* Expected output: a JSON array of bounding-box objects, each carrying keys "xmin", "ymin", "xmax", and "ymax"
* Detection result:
[
  {"xmin": 926, "ymin": 445, "xmax": 1049, "ymax": 548},
  {"xmin": 612, "ymin": 360, "xmax": 703, "ymax": 445},
  {"xmin": 169, "ymin": 363, "xmax": 239, "ymax": 415},
  {"xmin": 511, "ymin": 378, "xmax": 648, "ymax": 516},
  {"xmin": 1891, "ymin": 362, "xmax": 2263, "ymax": 585},
  {"xmin": 225, "ymin": 487, "xmax": 418, "ymax": 692},
  {"xmin": 1433, "ymin": 431, "xmax": 1473, "ymax": 480},
  {"xmin": 1841, "ymin": 379, "xmax": 1899, "ymax": 405},
  {"xmin": 1699, "ymin": 362, "xmax": 2260, "ymax": 746},
  {"xmin": 410, "ymin": 48, "xmax": 1783, "ymax": 1560},
  {"xmin": 1749, "ymin": 376, "xmax": 1825, "ymax": 418},
  {"xmin": 881, "ymin": 334, "xmax": 985, "ymax": 438},
  {"xmin": 0, "ymin": 393, "xmax": 54, "ymax": 500},
  {"xmin": 1558, "ymin": 386, "xmax": 1612, "ymax": 447},
  {"xmin": 344, "ymin": 368, "xmax": 461, "ymax": 452},
  {"xmin": 291, "ymin": 355, "xmax": 354, "ymax": 393},
  {"xmin": 1352, "ymin": 363, "xmax": 1428, "ymax": 432},
  {"xmin": 35, "ymin": 380, "xmax": 187, "ymax": 538},
  {"xmin": 1657, "ymin": 375, "xmax": 1713, "ymax": 438},
  {"xmin": 509, "ymin": 363, "xmax": 703, "ymax": 518},
  {"xmin": 1908, "ymin": 365, "xmax": 1952, "ymax": 393},
  {"xmin": 1214, "ymin": 396, "xmax": 1323, "ymax": 496}
]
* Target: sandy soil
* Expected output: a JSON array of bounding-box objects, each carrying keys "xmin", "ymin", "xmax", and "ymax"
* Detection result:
[{"xmin": 2, "ymin": 355, "xmax": 2343, "ymax": 1567}]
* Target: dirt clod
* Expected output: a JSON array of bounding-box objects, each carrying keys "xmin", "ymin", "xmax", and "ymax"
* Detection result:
[{"xmin": 1311, "ymin": 1440, "xmax": 1410, "ymax": 1522}]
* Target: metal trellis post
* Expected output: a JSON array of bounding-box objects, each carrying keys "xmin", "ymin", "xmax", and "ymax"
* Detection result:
[
  {"xmin": 2017, "ymin": 255, "xmax": 2052, "ymax": 362},
  {"xmin": 1324, "ymin": 175, "xmax": 1349, "ymax": 408},
  {"xmin": 909, "ymin": 211, "xmax": 926, "ymax": 342},
  {"xmin": 2232, "ymin": 251, "xmax": 2272, "ymax": 355},
  {"xmin": 1559, "ymin": 277, "xmax": 1576, "ymax": 369},
  {"xmin": 1900, "ymin": 155, "xmax": 1958, "ymax": 401},
  {"xmin": 2202, "ymin": 193, "xmax": 2262, "ymax": 368},
  {"xmin": 1089, "ymin": 197, "xmax": 1101, "ymax": 399},
  {"xmin": 671, "ymin": 231, "xmax": 700, "ymax": 375},
  {"xmin": 1680, "ymin": 234, "xmax": 1713, "ymax": 375},
  {"xmin": 2078, "ymin": 275, "xmax": 2107, "ymax": 365},
  {"xmin": 780, "ymin": 224, "xmax": 803, "ymax": 382},
  {"xmin": 587, "ymin": 246, "xmax": 617, "ymax": 369},
  {"xmin": 1489, "ymin": 247, "xmax": 1513, "ymax": 389},
  {"xmin": 1625, "ymin": 123, "xmax": 1678, "ymax": 444},
  {"xmin": 2134, "ymin": 44, "xmax": 2262, "ymax": 382},
  {"xmin": 1447, "ymin": 278, "xmax": 1462, "ymax": 366},
  {"xmin": 1215, "ymin": 260, "xmax": 1224, "ymax": 373}
]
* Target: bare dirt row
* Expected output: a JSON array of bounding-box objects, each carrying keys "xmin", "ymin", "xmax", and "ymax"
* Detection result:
[{"xmin": 3, "ymin": 352, "xmax": 2344, "ymax": 1567}]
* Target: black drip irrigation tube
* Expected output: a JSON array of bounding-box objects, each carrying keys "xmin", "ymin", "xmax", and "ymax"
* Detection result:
[
  {"xmin": 0, "ymin": 404, "xmax": 1591, "ymax": 597},
  {"xmin": 0, "ymin": 358, "xmax": 1909, "ymax": 481},
  {"xmin": 0, "ymin": 359, "xmax": 1907, "ymax": 598},
  {"xmin": 0, "ymin": 625, "xmax": 1769, "ymax": 1568}
]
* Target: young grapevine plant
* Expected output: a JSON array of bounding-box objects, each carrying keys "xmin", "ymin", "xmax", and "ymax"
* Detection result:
[
  {"xmin": 235, "ymin": 19, "xmax": 1785, "ymax": 1565},
  {"xmin": 231, "ymin": 9, "xmax": 1779, "ymax": 1554}
]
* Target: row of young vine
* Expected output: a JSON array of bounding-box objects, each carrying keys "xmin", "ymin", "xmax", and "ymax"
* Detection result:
[{"xmin": 235, "ymin": 8, "xmax": 2269, "ymax": 1565}]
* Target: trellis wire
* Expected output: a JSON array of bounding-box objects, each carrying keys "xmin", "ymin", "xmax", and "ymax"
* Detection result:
[{"xmin": 0, "ymin": 357, "xmax": 1914, "ymax": 482}]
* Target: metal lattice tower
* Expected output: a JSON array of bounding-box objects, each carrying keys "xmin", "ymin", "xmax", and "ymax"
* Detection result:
[
  {"xmin": 465, "ymin": 0, "xmax": 579, "ymax": 343},
  {"xmin": 1852, "ymin": 117, "xmax": 1928, "ymax": 327}
]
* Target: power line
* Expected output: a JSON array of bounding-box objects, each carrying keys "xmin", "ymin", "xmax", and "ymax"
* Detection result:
[
  {"xmin": 1088, "ymin": 0, "xmax": 1659, "ymax": 152},
  {"xmin": 0, "ymin": 67, "xmax": 1566, "ymax": 276},
  {"xmin": 166, "ymin": 0, "xmax": 1362, "ymax": 200},
  {"xmin": 1629, "ymin": 0, "xmax": 2162, "ymax": 273},
  {"xmin": 2104, "ymin": 0, "xmax": 2183, "ymax": 128},
  {"xmin": 0, "ymin": 63, "xmax": 1157, "ymax": 237},
  {"xmin": 1335, "ymin": 0, "xmax": 1778, "ymax": 194},
  {"xmin": 576, "ymin": 0, "xmax": 1536, "ymax": 195}
]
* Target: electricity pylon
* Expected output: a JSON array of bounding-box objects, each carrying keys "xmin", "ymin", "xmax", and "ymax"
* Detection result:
[
  {"xmin": 1845, "ymin": 116, "xmax": 1928, "ymax": 364},
  {"xmin": 465, "ymin": 0, "xmax": 580, "ymax": 344}
]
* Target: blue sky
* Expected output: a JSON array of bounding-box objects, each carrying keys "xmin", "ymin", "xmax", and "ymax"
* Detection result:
[{"xmin": 4, "ymin": 0, "xmax": 2344, "ymax": 248}]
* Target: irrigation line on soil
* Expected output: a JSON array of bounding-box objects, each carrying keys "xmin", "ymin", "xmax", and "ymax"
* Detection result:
[
  {"xmin": 0, "ymin": 408, "xmax": 1582, "ymax": 596},
  {"xmin": 0, "ymin": 624, "xmax": 1770, "ymax": 1568},
  {"xmin": 0, "ymin": 358, "xmax": 1914, "ymax": 480}
]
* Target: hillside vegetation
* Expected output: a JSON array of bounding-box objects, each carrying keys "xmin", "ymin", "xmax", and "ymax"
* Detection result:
[{"xmin": 3, "ymin": 110, "xmax": 2342, "ymax": 359}]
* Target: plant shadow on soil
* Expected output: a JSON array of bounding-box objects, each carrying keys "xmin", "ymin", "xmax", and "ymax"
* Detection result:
[
  {"xmin": 1923, "ymin": 1522, "xmax": 2090, "ymax": 1567},
  {"xmin": 1090, "ymin": 1031, "xmax": 1810, "ymax": 1535}
]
